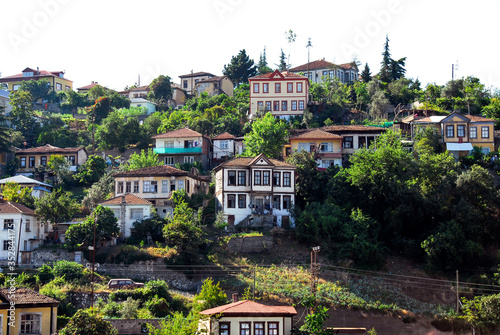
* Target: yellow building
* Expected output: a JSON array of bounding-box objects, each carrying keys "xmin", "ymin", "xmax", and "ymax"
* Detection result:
[
  {"xmin": 0, "ymin": 287, "xmax": 59, "ymax": 335},
  {"xmin": 0, "ymin": 67, "xmax": 73, "ymax": 92},
  {"xmin": 286, "ymin": 129, "xmax": 343, "ymax": 167},
  {"xmin": 15, "ymin": 144, "xmax": 88, "ymax": 175}
]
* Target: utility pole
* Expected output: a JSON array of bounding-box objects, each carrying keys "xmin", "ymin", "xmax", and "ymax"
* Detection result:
[
  {"xmin": 456, "ymin": 270, "xmax": 460, "ymax": 314},
  {"xmin": 306, "ymin": 38, "xmax": 312, "ymax": 83},
  {"xmin": 90, "ymin": 214, "xmax": 97, "ymax": 309},
  {"xmin": 310, "ymin": 246, "xmax": 320, "ymax": 311}
]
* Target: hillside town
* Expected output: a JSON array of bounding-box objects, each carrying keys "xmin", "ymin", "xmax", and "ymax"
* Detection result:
[{"xmin": 1, "ymin": 34, "xmax": 500, "ymax": 334}]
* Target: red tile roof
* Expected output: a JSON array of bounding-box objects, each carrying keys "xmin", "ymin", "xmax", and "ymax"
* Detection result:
[
  {"xmin": 152, "ymin": 127, "xmax": 202, "ymax": 139},
  {"xmin": 179, "ymin": 72, "xmax": 215, "ymax": 78},
  {"xmin": 290, "ymin": 129, "xmax": 342, "ymax": 140},
  {"xmin": 213, "ymin": 132, "xmax": 235, "ymax": 140},
  {"xmin": 339, "ymin": 63, "xmax": 357, "ymax": 70},
  {"xmin": 0, "ymin": 288, "xmax": 59, "ymax": 306},
  {"xmin": 465, "ymin": 115, "xmax": 496, "ymax": 122},
  {"xmin": 16, "ymin": 144, "xmax": 84, "ymax": 155},
  {"xmin": 200, "ymin": 300, "xmax": 297, "ymax": 316},
  {"xmin": 77, "ymin": 82, "xmax": 99, "ymax": 90},
  {"xmin": 289, "ymin": 59, "xmax": 335, "ymax": 72},
  {"xmin": 321, "ymin": 125, "xmax": 385, "ymax": 132},
  {"xmin": 112, "ymin": 165, "xmax": 190, "ymax": 178},
  {"xmin": 0, "ymin": 201, "xmax": 36, "ymax": 215},
  {"xmin": 250, "ymin": 70, "xmax": 306, "ymax": 80},
  {"xmin": 197, "ymin": 76, "xmax": 226, "ymax": 83},
  {"xmin": 0, "ymin": 68, "xmax": 72, "ymax": 82},
  {"xmin": 215, "ymin": 153, "xmax": 296, "ymax": 169},
  {"xmin": 100, "ymin": 194, "xmax": 152, "ymax": 205}
]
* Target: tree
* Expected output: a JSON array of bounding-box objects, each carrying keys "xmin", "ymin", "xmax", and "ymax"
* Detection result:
[
  {"xmin": 74, "ymin": 155, "xmax": 107, "ymax": 186},
  {"xmin": 35, "ymin": 188, "xmax": 79, "ymax": 240},
  {"xmin": 243, "ymin": 112, "xmax": 288, "ymax": 159},
  {"xmin": 8, "ymin": 90, "xmax": 40, "ymax": 140},
  {"xmin": 19, "ymin": 79, "xmax": 51, "ymax": 101},
  {"xmin": 360, "ymin": 63, "xmax": 372, "ymax": 82},
  {"xmin": 82, "ymin": 172, "xmax": 115, "ymax": 210},
  {"xmin": 0, "ymin": 106, "xmax": 12, "ymax": 153},
  {"xmin": 59, "ymin": 309, "xmax": 118, "ymax": 335},
  {"xmin": 285, "ymin": 29, "xmax": 297, "ymax": 69},
  {"xmin": 47, "ymin": 154, "xmax": 72, "ymax": 189},
  {"xmin": 257, "ymin": 46, "xmax": 273, "ymax": 75},
  {"xmin": 148, "ymin": 75, "xmax": 172, "ymax": 110},
  {"xmin": 482, "ymin": 97, "xmax": 500, "ymax": 129},
  {"xmin": 277, "ymin": 49, "xmax": 287, "ymax": 71},
  {"xmin": 367, "ymin": 85, "xmax": 390, "ymax": 119},
  {"xmin": 125, "ymin": 149, "xmax": 162, "ymax": 171},
  {"xmin": 95, "ymin": 111, "xmax": 129, "ymax": 151},
  {"xmin": 0, "ymin": 182, "xmax": 35, "ymax": 208},
  {"xmin": 193, "ymin": 277, "xmax": 227, "ymax": 311},
  {"xmin": 378, "ymin": 35, "xmax": 406, "ymax": 83},
  {"xmin": 223, "ymin": 49, "xmax": 257, "ymax": 87},
  {"xmin": 65, "ymin": 205, "xmax": 120, "ymax": 248}
]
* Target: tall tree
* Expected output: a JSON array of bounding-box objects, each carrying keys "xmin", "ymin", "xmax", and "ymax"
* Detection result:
[
  {"xmin": 276, "ymin": 49, "xmax": 287, "ymax": 71},
  {"xmin": 378, "ymin": 35, "xmax": 406, "ymax": 83},
  {"xmin": 0, "ymin": 182, "xmax": 35, "ymax": 208},
  {"xmin": 223, "ymin": 49, "xmax": 257, "ymax": 87},
  {"xmin": 19, "ymin": 79, "xmax": 51, "ymax": 102},
  {"xmin": 360, "ymin": 63, "xmax": 372, "ymax": 82},
  {"xmin": 257, "ymin": 46, "xmax": 272, "ymax": 75},
  {"xmin": 8, "ymin": 90, "xmax": 39, "ymax": 140},
  {"xmin": 285, "ymin": 29, "xmax": 297, "ymax": 69},
  {"xmin": 148, "ymin": 75, "xmax": 172, "ymax": 110},
  {"xmin": 243, "ymin": 112, "xmax": 288, "ymax": 159},
  {"xmin": 125, "ymin": 149, "xmax": 162, "ymax": 171},
  {"xmin": 0, "ymin": 106, "xmax": 12, "ymax": 152}
]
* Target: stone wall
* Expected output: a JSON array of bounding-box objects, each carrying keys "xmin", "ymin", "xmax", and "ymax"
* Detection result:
[
  {"xmin": 69, "ymin": 292, "xmax": 109, "ymax": 309},
  {"xmin": 109, "ymin": 319, "xmax": 162, "ymax": 334},
  {"xmin": 227, "ymin": 235, "xmax": 274, "ymax": 253},
  {"xmin": 31, "ymin": 249, "xmax": 88, "ymax": 266}
]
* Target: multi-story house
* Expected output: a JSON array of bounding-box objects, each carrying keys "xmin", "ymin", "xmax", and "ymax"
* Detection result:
[
  {"xmin": 119, "ymin": 84, "xmax": 186, "ymax": 109},
  {"xmin": 248, "ymin": 70, "xmax": 309, "ymax": 120},
  {"xmin": 212, "ymin": 132, "xmax": 236, "ymax": 165},
  {"xmin": 412, "ymin": 112, "xmax": 495, "ymax": 159},
  {"xmin": 0, "ymin": 67, "xmax": 72, "ymax": 92},
  {"xmin": 0, "ymin": 201, "xmax": 45, "ymax": 264},
  {"xmin": 112, "ymin": 165, "xmax": 209, "ymax": 218},
  {"xmin": 152, "ymin": 128, "xmax": 212, "ymax": 171},
  {"xmin": 179, "ymin": 71, "xmax": 215, "ymax": 96},
  {"xmin": 286, "ymin": 129, "xmax": 343, "ymax": 168},
  {"xmin": 76, "ymin": 81, "xmax": 101, "ymax": 95},
  {"xmin": 0, "ymin": 287, "xmax": 59, "ymax": 335},
  {"xmin": 130, "ymin": 98, "xmax": 157, "ymax": 114},
  {"xmin": 0, "ymin": 175, "xmax": 53, "ymax": 199},
  {"xmin": 289, "ymin": 59, "xmax": 359, "ymax": 84},
  {"xmin": 15, "ymin": 144, "xmax": 88, "ymax": 175},
  {"xmin": 0, "ymin": 89, "xmax": 12, "ymax": 114},
  {"xmin": 194, "ymin": 76, "xmax": 234, "ymax": 97},
  {"xmin": 99, "ymin": 194, "xmax": 153, "ymax": 238},
  {"xmin": 214, "ymin": 154, "xmax": 297, "ymax": 228}
]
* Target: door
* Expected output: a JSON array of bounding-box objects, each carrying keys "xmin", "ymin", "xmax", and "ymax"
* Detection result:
[{"xmin": 255, "ymin": 198, "xmax": 264, "ymax": 214}]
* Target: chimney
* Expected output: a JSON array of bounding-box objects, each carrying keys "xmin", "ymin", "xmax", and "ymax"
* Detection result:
[
  {"xmin": 232, "ymin": 293, "xmax": 239, "ymax": 303},
  {"xmin": 36, "ymin": 67, "xmax": 39, "ymax": 75}
]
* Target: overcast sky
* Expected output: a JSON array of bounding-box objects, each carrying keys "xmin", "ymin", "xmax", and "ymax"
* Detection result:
[{"xmin": 1, "ymin": 0, "xmax": 499, "ymax": 93}]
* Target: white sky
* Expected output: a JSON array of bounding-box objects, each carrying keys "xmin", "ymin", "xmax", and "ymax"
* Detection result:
[{"xmin": 1, "ymin": 0, "xmax": 499, "ymax": 93}]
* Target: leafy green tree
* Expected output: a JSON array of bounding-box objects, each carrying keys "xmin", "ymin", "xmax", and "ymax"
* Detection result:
[
  {"xmin": 60, "ymin": 90, "xmax": 92, "ymax": 112},
  {"xmin": 95, "ymin": 111, "xmax": 128, "ymax": 151},
  {"xmin": 52, "ymin": 260, "xmax": 85, "ymax": 282},
  {"xmin": 367, "ymin": 85, "xmax": 390, "ymax": 119},
  {"xmin": 82, "ymin": 172, "xmax": 115, "ymax": 210},
  {"xmin": 285, "ymin": 29, "xmax": 297, "ymax": 69},
  {"xmin": 88, "ymin": 84, "xmax": 108, "ymax": 100},
  {"xmin": 482, "ymin": 97, "xmax": 500, "ymax": 129},
  {"xmin": 243, "ymin": 112, "xmax": 288, "ymax": 159},
  {"xmin": 299, "ymin": 296, "xmax": 330, "ymax": 335},
  {"xmin": 147, "ymin": 311, "xmax": 198, "ymax": 335},
  {"xmin": 8, "ymin": 90, "xmax": 40, "ymax": 140},
  {"xmin": 193, "ymin": 277, "xmax": 227, "ymax": 311},
  {"xmin": 132, "ymin": 214, "xmax": 166, "ymax": 243},
  {"xmin": 148, "ymin": 75, "xmax": 172, "ymax": 110},
  {"xmin": 0, "ymin": 106, "xmax": 11, "ymax": 152},
  {"xmin": 360, "ymin": 63, "xmax": 372, "ymax": 82},
  {"xmin": 59, "ymin": 309, "xmax": 118, "ymax": 335},
  {"xmin": 47, "ymin": 154, "xmax": 73, "ymax": 189},
  {"xmin": 35, "ymin": 188, "xmax": 80, "ymax": 239},
  {"xmin": 19, "ymin": 79, "xmax": 51, "ymax": 101},
  {"xmin": 223, "ymin": 49, "xmax": 257, "ymax": 87},
  {"xmin": 65, "ymin": 205, "xmax": 120, "ymax": 248},
  {"xmin": 257, "ymin": 46, "xmax": 272, "ymax": 75},
  {"xmin": 126, "ymin": 149, "xmax": 162, "ymax": 171},
  {"xmin": 37, "ymin": 117, "xmax": 78, "ymax": 147},
  {"xmin": 0, "ymin": 182, "xmax": 35, "ymax": 208},
  {"xmin": 460, "ymin": 293, "xmax": 500, "ymax": 332},
  {"xmin": 378, "ymin": 35, "xmax": 406, "ymax": 83},
  {"xmin": 74, "ymin": 155, "xmax": 107, "ymax": 186}
]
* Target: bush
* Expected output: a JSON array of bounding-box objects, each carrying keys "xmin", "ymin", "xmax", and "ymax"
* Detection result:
[
  {"xmin": 37, "ymin": 264, "xmax": 54, "ymax": 284},
  {"xmin": 131, "ymin": 214, "xmax": 166, "ymax": 243},
  {"xmin": 52, "ymin": 261, "xmax": 85, "ymax": 282},
  {"xmin": 120, "ymin": 297, "xmax": 140, "ymax": 319},
  {"xmin": 145, "ymin": 295, "xmax": 170, "ymax": 318}
]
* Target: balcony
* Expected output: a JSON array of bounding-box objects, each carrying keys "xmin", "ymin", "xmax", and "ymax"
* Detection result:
[{"xmin": 153, "ymin": 147, "xmax": 202, "ymax": 154}]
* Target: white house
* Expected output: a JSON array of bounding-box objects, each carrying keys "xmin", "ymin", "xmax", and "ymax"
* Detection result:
[
  {"xmin": 212, "ymin": 132, "xmax": 236, "ymax": 164},
  {"xmin": 99, "ymin": 194, "xmax": 153, "ymax": 238},
  {"xmin": 214, "ymin": 154, "xmax": 296, "ymax": 228},
  {"xmin": 130, "ymin": 98, "xmax": 157, "ymax": 115},
  {"xmin": 0, "ymin": 201, "xmax": 44, "ymax": 265}
]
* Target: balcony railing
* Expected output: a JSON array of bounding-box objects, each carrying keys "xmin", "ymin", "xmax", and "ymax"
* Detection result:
[{"xmin": 153, "ymin": 147, "xmax": 202, "ymax": 154}]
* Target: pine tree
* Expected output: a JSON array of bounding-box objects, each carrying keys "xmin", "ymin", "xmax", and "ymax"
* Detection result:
[
  {"xmin": 361, "ymin": 63, "xmax": 372, "ymax": 83},
  {"xmin": 223, "ymin": 49, "xmax": 257, "ymax": 86},
  {"xmin": 276, "ymin": 49, "xmax": 287, "ymax": 72},
  {"xmin": 257, "ymin": 46, "xmax": 272, "ymax": 75},
  {"xmin": 379, "ymin": 35, "xmax": 392, "ymax": 83}
]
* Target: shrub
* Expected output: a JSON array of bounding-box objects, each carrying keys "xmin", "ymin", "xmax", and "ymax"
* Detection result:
[
  {"xmin": 37, "ymin": 264, "xmax": 54, "ymax": 284},
  {"xmin": 120, "ymin": 297, "xmax": 140, "ymax": 319},
  {"xmin": 53, "ymin": 261, "xmax": 85, "ymax": 282},
  {"xmin": 145, "ymin": 295, "xmax": 170, "ymax": 318}
]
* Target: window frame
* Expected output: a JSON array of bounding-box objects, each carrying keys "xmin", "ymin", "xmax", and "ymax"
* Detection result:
[
  {"xmin": 263, "ymin": 171, "xmax": 270, "ymax": 186},
  {"xmin": 273, "ymin": 172, "xmax": 281, "ymax": 186},
  {"xmin": 133, "ymin": 181, "xmax": 139, "ymax": 193},
  {"xmin": 254, "ymin": 170, "xmax": 261, "ymax": 185},
  {"xmin": 343, "ymin": 136, "xmax": 353, "ymax": 148},
  {"xmin": 165, "ymin": 156, "xmax": 174, "ymax": 166},
  {"xmin": 291, "ymin": 101, "xmax": 297, "ymax": 111},
  {"xmin": 287, "ymin": 82, "xmax": 293, "ymax": 93},
  {"xmin": 470, "ymin": 126, "xmax": 477, "ymax": 139},
  {"xmin": 283, "ymin": 172, "xmax": 291, "ymax": 187},
  {"xmin": 457, "ymin": 124, "xmax": 465, "ymax": 137},
  {"xmin": 281, "ymin": 101, "xmax": 288, "ymax": 111},
  {"xmin": 240, "ymin": 322, "xmax": 251, "ymax": 335},
  {"xmin": 29, "ymin": 156, "xmax": 35, "ymax": 168},
  {"xmin": 273, "ymin": 101, "xmax": 280, "ymax": 111},
  {"xmin": 20, "ymin": 157, "xmax": 26, "ymax": 168},
  {"xmin": 20, "ymin": 313, "xmax": 42, "ymax": 335},
  {"xmin": 268, "ymin": 321, "xmax": 279, "ymax": 335},
  {"xmin": 238, "ymin": 194, "xmax": 246, "ymax": 209},
  {"xmin": 228, "ymin": 170, "xmax": 236, "ymax": 186},
  {"xmin": 161, "ymin": 180, "xmax": 169, "ymax": 193},
  {"xmin": 219, "ymin": 322, "xmax": 230, "ymax": 335},
  {"xmin": 253, "ymin": 83, "xmax": 259, "ymax": 93},
  {"xmin": 237, "ymin": 171, "xmax": 246, "ymax": 186},
  {"xmin": 283, "ymin": 195, "xmax": 292, "ymax": 210},
  {"xmin": 298, "ymin": 100, "xmax": 305, "ymax": 111},
  {"xmin": 254, "ymin": 322, "xmax": 265, "ymax": 335},
  {"xmin": 130, "ymin": 208, "xmax": 143, "ymax": 220},
  {"xmin": 117, "ymin": 182, "xmax": 124, "ymax": 194},
  {"xmin": 297, "ymin": 82, "xmax": 303, "ymax": 93},
  {"xmin": 273, "ymin": 195, "xmax": 281, "ymax": 210},
  {"xmin": 263, "ymin": 83, "xmax": 269, "ymax": 93},
  {"xmin": 227, "ymin": 194, "xmax": 236, "ymax": 208},
  {"xmin": 265, "ymin": 101, "xmax": 271, "ymax": 111},
  {"xmin": 275, "ymin": 83, "xmax": 281, "ymax": 93},
  {"xmin": 446, "ymin": 125, "xmax": 454, "ymax": 138},
  {"xmin": 481, "ymin": 126, "xmax": 489, "ymax": 138}
]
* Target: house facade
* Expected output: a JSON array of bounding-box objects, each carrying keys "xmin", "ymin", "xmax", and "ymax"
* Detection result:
[
  {"xmin": 198, "ymin": 298, "xmax": 297, "ymax": 335},
  {"xmin": 248, "ymin": 70, "xmax": 309, "ymax": 120},
  {"xmin": 289, "ymin": 59, "xmax": 359, "ymax": 84},
  {"xmin": 0, "ymin": 89, "xmax": 12, "ymax": 115},
  {"xmin": 0, "ymin": 201, "xmax": 44, "ymax": 265},
  {"xmin": 152, "ymin": 128, "xmax": 212, "ymax": 171},
  {"xmin": 194, "ymin": 76, "xmax": 234, "ymax": 97},
  {"xmin": 15, "ymin": 144, "xmax": 88, "ymax": 175},
  {"xmin": 0, "ymin": 175, "xmax": 52, "ymax": 199},
  {"xmin": 130, "ymin": 98, "xmax": 157, "ymax": 114},
  {"xmin": 112, "ymin": 165, "xmax": 209, "ymax": 218},
  {"xmin": 179, "ymin": 71, "xmax": 215, "ymax": 96},
  {"xmin": 76, "ymin": 81, "xmax": 101, "ymax": 95},
  {"xmin": 0, "ymin": 67, "xmax": 72, "ymax": 92},
  {"xmin": 0, "ymin": 288, "xmax": 59, "ymax": 335},
  {"xmin": 214, "ymin": 154, "xmax": 296, "ymax": 228},
  {"xmin": 212, "ymin": 132, "xmax": 236, "ymax": 165},
  {"xmin": 286, "ymin": 129, "xmax": 343, "ymax": 168},
  {"xmin": 99, "ymin": 194, "xmax": 153, "ymax": 238}
]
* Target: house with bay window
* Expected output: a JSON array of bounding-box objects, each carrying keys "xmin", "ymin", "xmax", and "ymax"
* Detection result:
[
  {"xmin": 152, "ymin": 127, "xmax": 212, "ymax": 171},
  {"xmin": 15, "ymin": 144, "xmax": 88, "ymax": 175},
  {"xmin": 288, "ymin": 59, "xmax": 359, "ymax": 84},
  {"xmin": 214, "ymin": 154, "xmax": 296, "ymax": 228},
  {"xmin": 248, "ymin": 70, "xmax": 309, "ymax": 120},
  {"xmin": 112, "ymin": 165, "xmax": 209, "ymax": 218}
]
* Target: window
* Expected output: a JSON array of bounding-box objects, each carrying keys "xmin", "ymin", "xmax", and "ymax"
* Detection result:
[
  {"xmin": 113, "ymin": 209, "xmax": 120, "ymax": 218},
  {"xmin": 253, "ymin": 83, "xmax": 259, "ymax": 93},
  {"xmin": 29, "ymin": 156, "xmax": 35, "ymax": 168},
  {"xmin": 283, "ymin": 195, "xmax": 291, "ymax": 210},
  {"xmin": 117, "ymin": 182, "xmax": 124, "ymax": 194},
  {"xmin": 162, "ymin": 180, "xmax": 169, "ymax": 193},
  {"xmin": 20, "ymin": 314, "xmax": 41, "ymax": 335},
  {"xmin": 124, "ymin": 182, "xmax": 131, "ymax": 193},
  {"xmin": 3, "ymin": 219, "xmax": 13, "ymax": 230},
  {"xmin": 254, "ymin": 171, "xmax": 261, "ymax": 185},
  {"xmin": 275, "ymin": 83, "xmax": 281, "ymax": 93},
  {"xmin": 282, "ymin": 101, "xmax": 288, "ymax": 111},
  {"xmin": 3, "ymin": 240, "xmax": 10, "ymax": 250},
  {"xmin": 133, "ymin": 181, "xmax": 139, "ymax": 193},
  {"xmin": 254, "ymin": 322, "xmax": 264, "ymax": 335},
  {"xmin": 273, "ymin": 101, "xmax": 279, "ymax": 111},
  {"xmin": 165, "ymin": 156, "xmax": 174, "ymax": 166},
  {"xmin": 143, "ymin": 181, "xmax": 157, "ymax": 193},
  {"xmin": 263, "ymin": 171, "xmax": 270, "ymax": 185},
  {"xmin": 40, "ymin": 156, "xmax": 47, "ymax": 166},
  {"xmin": 273, "ymin": 172, "xmax": 281, "ymax": 186},
  {"xmin": 297, "ymin": 82, "xmax": 303, "ymax": 92},
  {"xmin": 329, "ymin": 70, "xmax": 334, "ymax": 78},
  {"xmin": 287, "ymin": 82, "xmax": 293, "ymax": 93},
  {"xmin": 220, "ymin": 140, "xmax": 229, "ymax": 149},
  {"xmin": 283, "ymin": 172, "xmax": 291, "ymax": 187},
  {"xmin": 184, "ymin": 156, "xmax": 194, "ymax": 163},
  {"xmin": 482, "ymin": 126, "xmax": 489, "ymax": 138},
  {"xmin": 268, "ymin": 322, "xmax": 279, "ymax": 335},
  {"xmin": 238, "ymin": 171, "xmax": 246, "ymax": 185},
  {"xmin": 457, "ymin": 125, "xmax": 465, "ymax": 137},
  {"xmin": 240, "ymin": 322, "xmax": 250, "ymax": 335},
  {"xmin": 13, "ymin": 84, "xmax": 20, "ymax": 91},
  {"xmin": 130, "ymin": 208, "xmax": 143, "ymax": 220},
  {"xmin": 23, "ymin": 71, "xmax": 34, "ymax": 77},
  {"xmin": 183, "ymin": 80, "xmax": 188, "ymax": 89},
  {"xmin": 446, "ymin": 125, "xmax": 454, "ymax": 138},
  {"xmin": 177, "ymin": 180, "xmax": 184, "ymax": 190},
  {"xmin": 343, "ymin": 136, "xmax": 353, "ymax": 148},
  {"xmin": 238, "ymin": 194, "xmax": 246, "ymax": 208},
  {"xmin": 25, "ymin": 219, "xmax": 31, "ymax": 232},
  {"xmin": 227, "ymin": 194, "xmax": 236, "ymax": 208},
  {"xmin": 322, "ymin": 70, "xmax": 328, "ymax": 77},
  {"xmin": 265, "ymin": 101, "xmax": 271, "ymax": 111},
  {"xmin": 219, "ymin": 322, "xmax": 230, "ymax": 335},
  {"xmin": 470, "ymin": 126, "xmax": 477, "ymax": 139},
  {"xmin": 228, "ymin": 171, "xmax": 236, "ymax": 185},
  {"xmin": 299, "ymin": 100, "xmax": 305, "ymax": 110},
  {"xmin": 321, "ymin": 142, "xmax": 333, "ymax": 152},
  {"xmin": 257, "ymin": 101, "xmax": 264, "ymax": 110},
  {"xmin": 291, "ymin": 101, "xmax": 297, "ymax": 111},
  {"xmin": 164, "ymin": 140, "xmax": 174, "ymax": 148},
  {"xmin": 273, "ymin": 195, "xmax": 281, "ymax": 210},
  {"xmin": 68, "ymin": 156, "xmax": 76, "ymax": 165},
  {"xmin": 56, "ymin": 83, "xmax": 62, "ymax": 90},
  {"xmin": 20, "ymin": 157, "xmax": 26, "ymax": 167},
  {"xmin": 263, "ymin": 83, "xmax": 269, "ymax": 93}
]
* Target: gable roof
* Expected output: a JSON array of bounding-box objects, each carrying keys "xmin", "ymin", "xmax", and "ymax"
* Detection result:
[
  {"xmin": 112, "ymin": 165, "xmax": 190, "ymax": 178},
  {"xmin": 413, "ymin": 116, "xmax": 447, "ymax": 123},
  {"xmin": 214, "ymin": 154, "xmax": 296, "ymax": 171},
  {"xmin": 0, "ymin": 175, "xmax": 52, "ymax": 188},
  {"xmin": 0, "ymin": 287, "xmax": 59, "ymax": 306},
  {"xmin": 200, "ymin": 300, "xmax": 297, "ymax": 316},
  {"xmin": 100, "ymin": 193, "xmax": 152, "ymax": 205},
  {"xmin": 213, "ymin": 132, "xmax": 235, "ymax": 140},
  {"xmin": 289, "ymin": 59, "xmax": 336, "ymax": 72},
  {"xmin": 464, "ymin": 114, "xmax": 496, "ymax": 123},
  {"xmin": 152, "ymin": 127, "xmax": 202, "ymax": 139},
  {"xmin": 179, "ymin": 72, "xmax": 215, "ymax": 78},
  {"xmin": 0, "ymin": 68, "xmax": 72, "ymax": 82},
  {"xmin": 77, "ymin": 82, "xmax": 100, "ymax": 90},
  {"xmin": 0, "ymin": 201, "xmax": 36, "ymax": 215},
  {"xmin": 250, "ymin": 70, "xmax": 306, "ymax": 80},
  {"xmin": 197, "ymin": 75, "xmax": 227, "ymax": 83},
  {"xmin": 321, "ymin": 125, "xmax": 385, "ymax": 133},
  {"xmin": 290, "ymin": 129, "xmax": 342, "ymax": 140},
  {"xmin": 16, "ymin": 144, "xmax": 84, "ymax": 155}
]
